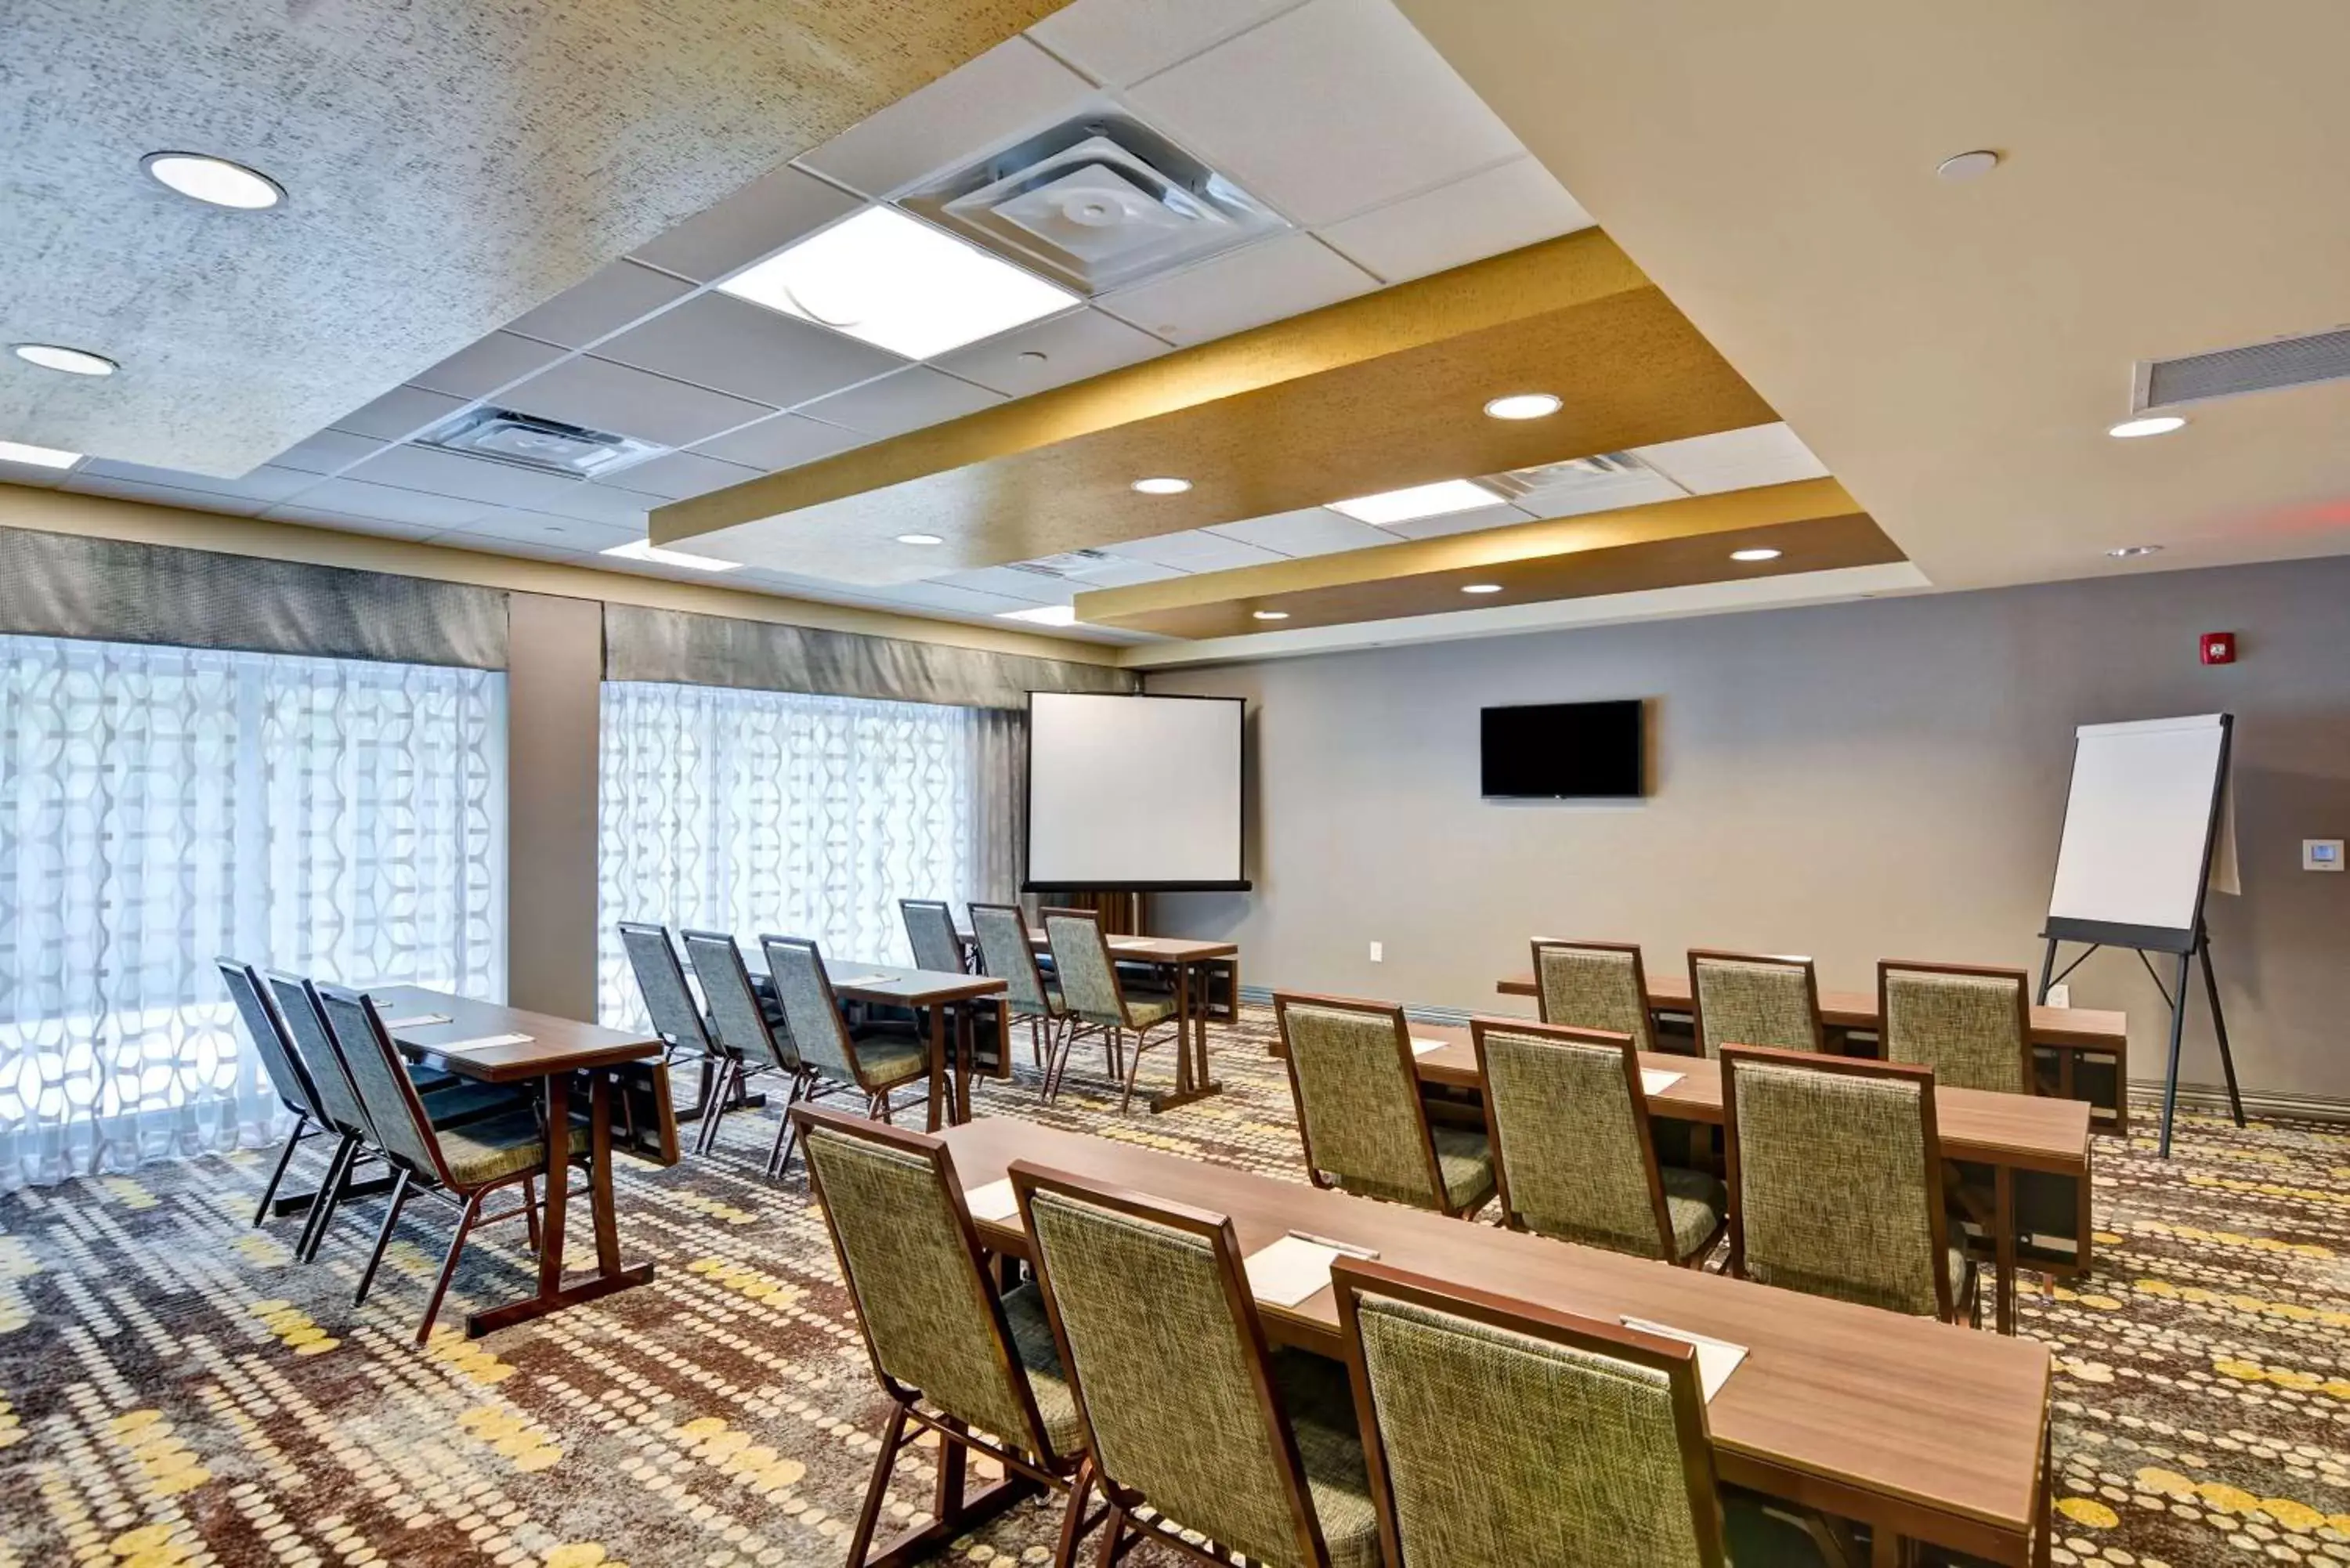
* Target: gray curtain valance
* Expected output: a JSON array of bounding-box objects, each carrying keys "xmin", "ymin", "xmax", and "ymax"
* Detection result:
[
  {"xmin": 602, "ymin": 602, "xmax": 1136, "ymax": 710},
  {"xmin": 0, "ymin": 527, "xmax": 508, "ymax": 670}
]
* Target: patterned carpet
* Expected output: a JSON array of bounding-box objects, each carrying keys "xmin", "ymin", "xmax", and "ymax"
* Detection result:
[{"xmin": 4, "ymin": 1006, "xmax": 2349, "ymax": 1568}]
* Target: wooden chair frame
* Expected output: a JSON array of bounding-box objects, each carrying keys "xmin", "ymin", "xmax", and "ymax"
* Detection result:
[
  {"xmin": 1274, "ymin": 991, "xmax": 1484, "ymax": 1219},
  {"xmin": 1719, "ymin": 1045, "xmax": 1973, "ymax": 1327},
  {"xmin": 1470, "ymin": 1015, "xmax": 1717, "ymax": 1265},
  {"xmin": 264, "ymin": 970, "xmax": 399, "ymax": 1264},
  {"xmin": 1330, "ymin": 1257, "xmax": 1734, "ymax": 1568},
  {"xmin": 618, "ymin": 920, "xmax": 743, "ymax": 1133},
  {"xmin": 1005, "ymin": 1160, "xmax": 1343, "ymax": 1568},
  {"xmin": 969, "ymin": 899, "xmax": 1068, "ymax": 1095},
  {"xmin": 1687, "ymin": 948, "xmax": 1828, "ymax": 1057},
  {"xmin": 898, "ymin": 898, "xmax": 970, "ymax": 974},
  {"xmin": 791, "ymin": 1105, "xmax": 1104, "ymax": 1568},
  {"xmin": 1528, "ymin": 938, "xmax": 1657, "ymax": 1050},
  {"xmin": 1039, "ymin": 907, "xmax": 1182, "ymax": 1113},
  {"xmin": 757, "ymin": 934, "xmax": 932, "ymax": 1128},
  {"xmin": 1875, "ymin": 959, "xmax": 2036, "ymax": 1093},
  {"xmin": 680, "ymin": 928, "xmax": 810, "ymax": 1168}
]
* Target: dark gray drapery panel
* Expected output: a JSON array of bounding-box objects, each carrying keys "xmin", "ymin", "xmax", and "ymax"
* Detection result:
[
  {"xmin": 0, "ymin": 527, "xmax": 509, "ymax": 669},
  {"xmin": 602, "ymin": 602, "xmax": 1135, "ymax": 711}
]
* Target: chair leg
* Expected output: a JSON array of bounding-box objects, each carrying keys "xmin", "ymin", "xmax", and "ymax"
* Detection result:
[
  {"xmin": 1052, "ymin": 1457, "xmax": 1099, "ymax": 1568},
  {"xmin": 1094, "ymin": 1505, "xmax": 1130, "ymax": 1567},
  {"xmin": 253, "ymin": 1115, "xmax": 309, "ymax": 1227},
  {"xmin": 353, "ymin": 1168, "xmax": 414, "ymax": 1306},
  {"xmin": 844, "ymin": 1404, "xmax": 909, "ymax": 1567},
  {"xmin": 693, "ymin": 1060, "xmax": 737, "ymax": 1155},
  {"xmin": 521, "ymin": 1176, "xmax": 541, "ymax": 1255},
  {"xmin": 765, "ymin": 1072, "xmax": 810, "ymax": 1180},
  {"xmin": 415, "ymin": 1188, "xmax": 486, "ymax": 1346},
  {"xmin": 295, "ymin": 1132, "xmax": 359, "ymax": 1263}
]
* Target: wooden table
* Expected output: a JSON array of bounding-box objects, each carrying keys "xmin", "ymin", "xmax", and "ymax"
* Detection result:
[
  {"xmin": 1409, "ymin": 1024, "xmax": 2092, "ymax": 1335},
  {"xmin": 1495, "ymin": 970, "xmax": 2132, "ymax": 1131},
  {"xmin": 377, "ymin": 986, "xmax": 665, "ymax": 1338},
  {"xmin": 822, "ymin": 962, "xmax": 1007, "ymax": 1129},
  {"xmin": 965, "ymin": 930, "xmax": 1240, "ymax": 1113},
  {"xmin": 941, "ymin": 1117, "xmax": 2054, "ymax": 1567}
]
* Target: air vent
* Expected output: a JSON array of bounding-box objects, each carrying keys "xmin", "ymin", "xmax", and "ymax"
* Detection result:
[
  {"xmin": 1484, "ymin": 452, "xmax": 1646, "ymax": 501},
  {"xmin": 2138, "ymin": 326, "xmax": 2350, "ymax": 411},
  {"xmin": 1007, "ymin": 548, "xmax": 1124, "ymax": 580},
  {"xmin": 420, "ymin": 406, "xmax": 664, "ymax": 479},
  {"xmin": 902, "ymin": 113, "xmax": 1288, "ymax": 294}
]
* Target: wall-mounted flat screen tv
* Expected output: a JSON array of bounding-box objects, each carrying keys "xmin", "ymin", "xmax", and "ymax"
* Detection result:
[{"xmin": 1480, "ymin": 699, "xmax": 1645, "ymax": 798}]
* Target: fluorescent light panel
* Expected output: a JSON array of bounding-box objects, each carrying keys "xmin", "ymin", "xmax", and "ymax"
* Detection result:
[
  {"xmin": 0, "ymin": 439, "xmax": 81, "ymax": 468},
  {"xmin": 999, "ymin": 605, "xmax": 1078, "ymax": 627},
  {"xmin": 719, "ymin": 207, "xmax": 1078, "ymax": 361},
  {"xmin": 601, "ymin": 539, "xmax": 742, "ymax": 573},
  {"xmin": 1325, "ymin": 479, "xmax": 1502, "ymax": 526}
]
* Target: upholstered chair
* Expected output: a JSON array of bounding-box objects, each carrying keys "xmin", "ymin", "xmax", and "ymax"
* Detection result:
[
  {"xmin": 1878, "ymin": 960, "xmax": 2034, "ymax": 1094},
  {"xmin": 1530, "ymin": 938, "xmax": 1657, "ymax": 1051},
  {"xmin": 1274, "ymin": 992, "xmax": 1494, "ymax": 1219},
  {"xmin": 1039, "ymin": 907, "xmax": 1182, "ymax": 1112},
  {"xmin": 970, "ymin": 901, "xmax": 1065, "ymax": 1089},
  {"xmin": 217, "ymin": 959, "xmax": 336, "ymax": 1227},
  {"xmin": 1688, "ymin": 949, "xmax": 1826, "ymax": 1057},
  {"xmin": 757, "ymin": 935, "xmax": 930, "ymax": 1133}
]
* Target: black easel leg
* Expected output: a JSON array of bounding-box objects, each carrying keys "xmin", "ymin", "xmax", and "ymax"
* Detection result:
[
  {"xmin": 2199, "ymin": 930, "xmax": 2246, "ymax": 1127},
  {"xmin": 2158, "ymin": 952, "xmax": 2193, "ymax": 1158},
  {"xmin": 2035, "ymin": 938, "xmax": 2060, "ymax": 1006}
]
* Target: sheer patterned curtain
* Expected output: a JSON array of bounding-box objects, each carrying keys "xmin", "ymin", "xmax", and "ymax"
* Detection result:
[
  {"xmin": 597, "ymin": 681, "xmax": 1023, "ymax": 1030},
  {"xmin": 0, "ymin": 634, "xmax": 506, "ymax": 1190}
]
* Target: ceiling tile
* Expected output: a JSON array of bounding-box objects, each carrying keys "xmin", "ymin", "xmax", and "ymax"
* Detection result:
[
  {"xmin": 595, "ymin": 450, "xmax": 761, "ymax": 500},
  {"xmin": 1101, "ymin": 529, "xmax": 1285, "ymax": 571},
  {"xmin": 438, "ymin": 509, "xmax": 642, "ymax": 553},
  {"xmin": 514, "ymin": 481, "xmax": 651, "ymax": 529},
  {"xmin": 1318, "ymin": 157, "xmax": 1595, "ymax": 284},
  {"xmin": 78, "ymin": 457, "xmax": 319, "ymax": 505},
  {"xmin": 267, "ymin": 428, "xmax": 389, "ymax": 475},
  {"xmin": 1630, "ymin": 423, "xmax": 1832, "ymax": 496},
  {"xmin": 269, "ymin": 477, "xmax": 496, "ymax": 529},
  {"xmin": 795, "ymin": 367, "xmax": 1007, "ymax": 439},
  {"xmin": 1510, "ymin": 466, "xmax": 1688, "ymax": 521},
  {"xmin": 505, "ymin": 261, "xmax": 696, "ymax": 349},
  {"xmin": 863, "ymin": 580, "xmax": 1045, "ymax": 617},
  {"xmin": 418, "ymin": 529, "xmax": 588, "ymax": 565},
  {"xmin": 410, "ymin": 331, "xmax": 571, "ymax": 400},
  {"xmin": 1125, "ymin": 0, "xmax": 1525, "ymax": 227},
  {"xmin": 501, "ymin": 356, "xmax": 774, "ymax": 448},
  {"xmin": 61, "ymin": 472, "xmax": 268, "ymax": 516},
  {"xmin": 796, "ymin": 36, "xmax": 1098, "ymax": 199},
  {"xmin": 690, "ymin": 413, "xmax": 871, "ymax": 471},
  {"xmin": 931, "ymin": 308, "xmax": 1171, "ymax": 396},
  {"xmin": 1028, "ymin": 0, "xmax": 1311, "ymax": 89},
  {"xmin": 935, "ymin": 565, "xmax": 1076, "ymax": 603},
  {"xmin": 1206, "ymin": 507, "xmax": 1405, "ymax": 555},
  {"xmin": 258, "ymin": 506, "xmax": 445, "ymax": 542},
  {"xmin": 1376, "ymin": 500, "xmax": 1532, "ymax": 540},
  {"xmin": 330, "ymin": 385, "xmax": 469, "ymax": 442},
  {"xmin": 597, "ymin": 293, "xmax": 906, "ymax": 409},
  {"xmin": 345, "ymin": 443, "xmax": 612, "ymax": 512},
  {"xmin": 628, "ymin": 164, "xmax": 862, "ymax": 284},
  {"xmin": 1096, "ymin": 232, "xmax": 1375, "ymax": 345}
]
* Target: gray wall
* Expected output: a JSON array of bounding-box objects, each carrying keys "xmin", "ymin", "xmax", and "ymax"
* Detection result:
[
  {"xmin": 1145, "ymin": 558, "xmax": 2350, "ymax": 1101},
  {"xmin": 505, "ymin": 593, "xmax": 605, "ymax": 1018}
]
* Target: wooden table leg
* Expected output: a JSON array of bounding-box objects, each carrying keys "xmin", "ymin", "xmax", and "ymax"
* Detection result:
[
  {"xmin": 467, "ymin": 1068, "xmax": 656, "ymax": 1337},
  {"xmin": 925, "ymin": 1005, "xmax": 947, "ymax": 1132},
  {"xmin": 1148, "ymin": 959, "xmax": 1225, "ymax": 1115},
  {"xmin": 952, "ymin": 1004, "xmax": 974, "ymax": 1125},
  {"xmin": 1995, "ymin": 1163, "xmax": 2018, "ymax": 1335}
]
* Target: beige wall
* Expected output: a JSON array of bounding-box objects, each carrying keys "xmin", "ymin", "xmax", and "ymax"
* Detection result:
[
  {"xmin": 505, "ymin": 594, "xmax": 606, "ymax": 1017},
  {"xmin": 1145, "ymin": 558, "xmax": 2350, "ymax": 1102}
]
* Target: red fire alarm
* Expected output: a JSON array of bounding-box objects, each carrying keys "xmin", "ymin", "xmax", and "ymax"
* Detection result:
[{"xmin": 2200, "ymin": 632, "xmax": 2237, "ymax": 666}]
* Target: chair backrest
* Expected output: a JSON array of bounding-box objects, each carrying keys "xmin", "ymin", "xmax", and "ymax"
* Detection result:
[
  {"xmin": 757, "ymin": 935, "xmax": 861, "ymax": 1086},
  {"xmin": 1042, "ymin": 909, "xmax": 1129, "ymax": 1029},
  {"xmin": 681, "ymin": 929, "xmax": 794, "ymax": 1072},
  {"xmin": 619, "ymin": 922, "xmax": 714, "ymax": 1056},
  {"xmin": 1471, "ymin": 1017, "xmax": 1673, "ymax": 1259},
  {"xmin": 1687, "ymin": 949, "xmax": 1824, "ymax": 1057},
  {"xmin": 794, "ymin": 1106, "xmax": 1062, "ymax": 1461},
  {"xmin": 1721, "ymin": 1046, "xmax": 1953, "ymax": 1319},
  {"xmin": 970, "ymin": 901, "xmax": 1054, "ymax": 1016},
  {"xmin": 1274, "ymin": 992, "xmax": 1448, "ymax": 1212},
  {"xmin": 1530, "ymin": 939, "xmax": 1654, "ymax": 1051},
  {"xmin": 1334, "ymin": 1259, "xmax": 1727, "ymax": 1568},
  {"xmin": 1010, "ymin": 1162, "xmax": 1329, "ymax": 1568},
  {"xmin": 313, "ymin": 985, "xmax": 454, "ymax": 1187},
  {"xmin": 900, "ymin": 898, "xmax": 964, "ymax": 975},
  {"xmin": 1878, "ymin": 960, "xmax": 2032, "ymax": 1095},
  {"xmin": 263, "ymin": 971, "xmax": 374, "ymax": 1140},
  {"xmin": 217, "ymin": 958, "xmax": 328, "ymax": 1125}
]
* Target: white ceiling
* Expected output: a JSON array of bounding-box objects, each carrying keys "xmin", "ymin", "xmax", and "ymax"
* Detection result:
[{"xmin": 9, "ymin": 0, "xmax": 1605, "ymax": 644}]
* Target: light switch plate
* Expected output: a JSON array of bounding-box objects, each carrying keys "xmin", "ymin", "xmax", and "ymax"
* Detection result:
[
  {"xmin": 1368, "ymin": 941, "xmax": 1383, "ymax": 963},
  {"xmin": 2305, "ymin": 838, "xmax": 2344, "ymax": 872}
]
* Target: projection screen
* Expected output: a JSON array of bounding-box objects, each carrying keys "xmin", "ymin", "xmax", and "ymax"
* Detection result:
[{"xmin": 1025, "ymin": 692, "xmax": 1249, "ymax": 891}]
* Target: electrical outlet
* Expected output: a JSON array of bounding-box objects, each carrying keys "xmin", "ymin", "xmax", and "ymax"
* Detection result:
[
  {"xmin": 2046, "ymin": 983, "xmax": 2072, "ymax": 1009},
  {"xmin": 1368, "ymin": 941, "xmax": 1383, "ymax": 963}
]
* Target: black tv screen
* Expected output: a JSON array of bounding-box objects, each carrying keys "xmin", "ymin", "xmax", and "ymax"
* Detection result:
[{"xmin": 1481, "ymin": 700, "xmax": 1644, "ymax": 798}]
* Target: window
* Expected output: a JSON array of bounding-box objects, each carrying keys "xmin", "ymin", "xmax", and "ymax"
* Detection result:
[
  {"xmin": 0, "ymin": 634, "xmax": 505, "ymax": 1188},
  {"xmin": 598, "ymin": 681, "xmax": 1014, "ymax": 1028}
]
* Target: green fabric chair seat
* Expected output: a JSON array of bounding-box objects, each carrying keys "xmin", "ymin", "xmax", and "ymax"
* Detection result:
[
  {"xmin": 420, "ymin": 1080, "xmax": 537, "ymax": 1129},
  {"xmin": 997, "ymin": 1283, "xmax": 1085, "ymax": 1455},
  {"xmin": 1271, "ymin": 1349, "xmax": 1380, "ymax": 1568},
  {"xmin": 1340, "ymin": 1126, "xmax": 1495, "ymax": 1215},
  {"xmin": 1661, "ymin": 1165, "xmax": 1729, "ymax": 1260},
  {"xmin": 845, "ymin": 1024, "xmax": 930, "ymax": 1089},
  {"xmin": 1007, "ymin": 981, "xmax": 1064, "ymax": 1021},
  {"xmin": 1120, "ymin": 988, "xmax": 1180, "ymax": 1029},
  {"xmin": 436, "ymin": 1110, "xmax": 588, "ymax": 1186}
]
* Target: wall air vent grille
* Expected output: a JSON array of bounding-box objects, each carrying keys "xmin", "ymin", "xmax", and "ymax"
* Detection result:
[
  {"xmin": 1007, "ymin": 548, "xmax": 1123, "ymax": 580},
  {"xmin": 419, "ymin": 406, "xmax": 665, "ymax": 478},
  {"xmin": 2138, "ymin": 327, "xmax": 2350, "ymax": 410},
  {"xmin": 902, "ymin": 112, "xmax": 1288, "ymax": 295}
]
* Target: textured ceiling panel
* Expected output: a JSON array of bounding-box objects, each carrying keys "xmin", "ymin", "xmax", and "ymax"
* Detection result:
[{"xmin": 0, "ymin": 0, "xmax": 1068, "ymax": 475}]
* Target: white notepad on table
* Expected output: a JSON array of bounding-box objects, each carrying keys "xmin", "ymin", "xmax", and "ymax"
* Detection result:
[
  {"xmin": 964, "ymin": 1179, "xmax": 1020, "ymax": 1223},
  {"xmin": 1244, "ymin": 1235, "xmax": 1350, "ymax": 1308},
  {"xmin": 1640, "ymin": 1068, "xmax": 1685, "ymax": 1095},
  {"xmin": 832, "ymin": 973, "xmax": 894, "ymax": 989},
  {"xmin": 1619, "ymin": 1316, "xmax": 1748, "ymax": 1403},
  {"xmin": 435, "ymin": 1032, "xmax": 533, "ymax": 1051},
  {"xmin": 380, "ymin": 1012, "xmax": 452, "ymax": 1031},
  {"xmin": 1409, "ymin": 1038, "xmax": 1449, "ymax": 1057}
]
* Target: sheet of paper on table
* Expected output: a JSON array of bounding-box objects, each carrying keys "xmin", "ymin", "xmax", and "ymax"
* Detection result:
[
  {"xmin": 1620, "ymin": 1316, "xmax": 1748, "ymax": 1402},
  {"xmin": 964, "ymin": 1179, "xmax": 1020, "ymax": 1223},
  {"xmin": 1409, "ymin": 1038, "xmax": 1449, "ymax": 1056},
  {"xmin": 1641, "ymin": 1068, "xmax": 1685, "ymax": 1095},
  {"xmin": 432, "ymin": 1032, "xmax": 533, "ymax": 1051},
  {"xmin": 380, "ymin": 1013, "xmax": 453, "ymax": 1030},
  {"xmin": 1244, "ymin": 1236, "xmax": 1347, "ymax": 1308}
]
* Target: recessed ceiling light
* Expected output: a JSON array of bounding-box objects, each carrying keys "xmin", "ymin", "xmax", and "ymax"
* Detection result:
[
  {"xmin": 1730, "ymin": 547, "xmax": 1782, "ymax": 562},
  {"xmin": 1131, "ymin": 476, "xmax": 1191, "ymax": 496},
  {"xmin": 1935, "ymin": 150, "xmax": 2001, "ymax": 182},
  {"xmin": 2107, "ymin": 544, "xmax": 2164, "ymax": 558},
  {"xmin": 895, "ymin": 532, "xmax": 945, "ymax": 545},
  {"xmin": 1000, "ymin": 604, "xmax": 1079, "ymax": 627},
  {"xmin": 1460, "ymin": 583, "xmax": 1503, "ymax": 595},
  {"xmin": 1252, "ymin": 609, "xmax": 1290, "ymax": 621},
  {"xmin": 601, "ymin": 539, "xmax": 743, "ymax": 573},
  {"xmin": 143, "ymin": 152, "xmax": 284, "ymax": 210},
  {"xmin": 1327, "ymin": 479, "xmax": 1500, "ymax": 526},
  {"xmin": 13, "ymin": 343, "xmax": 118, "ymax": 377},
  {"xmin": 1483, "ymin": 392, "xmax": 1562, "ymax": 421},
  {"xmin": 718, "ymin": 206, "xmax": 1078, "ymax": 360},
  {"xmin": 0, "ymin": 439, "xmax": 81, "ymax": 469},
  {"xmin": 2109, "ymin": 415, "xmax": 2186, "ymax": 439}
]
